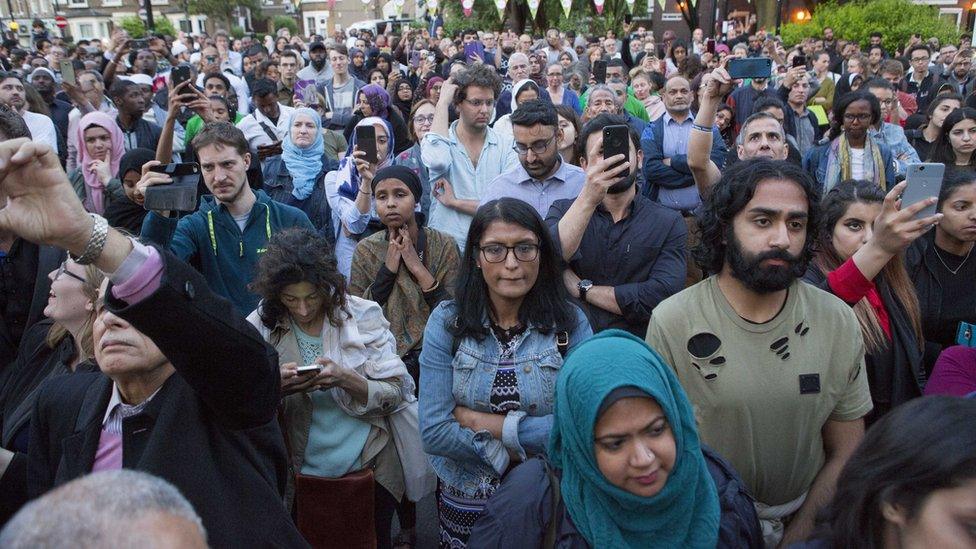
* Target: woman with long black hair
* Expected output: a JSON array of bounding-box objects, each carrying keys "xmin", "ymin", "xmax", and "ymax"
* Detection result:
[{"xmin": 927, "ymin": 107, "xmax": 976, "ymax": 172}]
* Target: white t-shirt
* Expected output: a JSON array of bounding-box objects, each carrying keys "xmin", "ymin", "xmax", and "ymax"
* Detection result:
[
  {"xmin": 850, "ymin": 148, "xmax": 865, "ymax": 181},
  {"xmin": 22, "ymin": 111, "xmax": 59, "ymax": 154}
]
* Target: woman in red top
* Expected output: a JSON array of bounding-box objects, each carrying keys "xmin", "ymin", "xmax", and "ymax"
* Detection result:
[{"xmin": 803, "ymin": 179, "xmax": 940, "ymax": 424}]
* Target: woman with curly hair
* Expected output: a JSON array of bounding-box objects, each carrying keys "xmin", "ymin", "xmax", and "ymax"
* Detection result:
[{"xmin": 247, "ymin": 228, "xmax": 415, "ymax": 549}]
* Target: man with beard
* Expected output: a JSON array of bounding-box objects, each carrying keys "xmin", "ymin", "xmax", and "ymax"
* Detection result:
[
  {"xmin": 547, "ymin": 113, "xmax": 686, "ymax": 336},
  {"xmin": 646, "ymin": 159, "xmax": 871, "ymax": 548},
  {"xmin": 480, "ymin": 100, "xmax": 585, "ymax": 216},
  {"xmin": 0, "ymin": 73, "xmax": 59, "ymax": 154},
  {"xmin": 296, "ymin": 41, "xmax": 332, "ymax": 83},
  {"xmin": 26, "ymin": 67, "xmax": 71, "ymax": 142}
]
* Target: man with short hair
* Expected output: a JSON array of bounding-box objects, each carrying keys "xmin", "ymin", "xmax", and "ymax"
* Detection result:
[
  {"xmin": 778, "ymin": 66, "xmax": 825, "ymax": 158},
  {"xmin": 422, "ymin": 64, "xmax": 519, "ymax": 248},
  {"xmin": 906, "ymin": 44, "xmax": 940, "ymax": 111},
  {"xmin": 548, "ymin": 113, "xmax": 686, "ymax": 336},
  {"xmin": 26, "ymin": 66, "xmax": 71, "ymax": 141},
  {"xmin": 541, "ymin": 28, "xmax": 577, "ymax": 65},
  {"xmin": 236, "ymin": 78, "xmax": 296, "ymax": 182},
  {"xmin": 297, "ymin": 41, "xmax": 332, "ymax": 83},
  {"xmin": 865, "ymin": 45, "xmax": 885, "ymax": 78},
  {"xmin": 863, "ymin": 78, "xmax": 921, "ymax": 177},
  {"xmin": 936, "ymin": 43, "xmax": 959, "ymax": 77},
  {"xmin": 942, "ymin": 49, "xmax": 975, "ymax": 96},
  {"xmin": 0, "ymin": 73, "xmax": 59, "ymax": 154},
  {"xmin": 880, "ymin": 60, "xmax": 917, "ymax": 124},
  {"xmin": 194, "ymin": 45, "xmax": 250, "ymax": 115},
  {"xmin": 727, "ymin": 70, "xmax": 777, "ymax": 133},
  {"xmin": 319, "ymin": 45, "xmax": 365, "ymax": 131},
  {"xmin": 641, "ymin": 75, "xmax": 726, "ymax": 211},
  {"xmin": 0, "ymin": 135, "xmax": 308, "ymax": 547},
  {"xmin": 647, "ymin": 159, "xmax": 872, "ymax": 548},
  {"xmin": 109, "ymin": 80, "xmax": 163, "ymax": 153},
  {"xmin": 277, "ymin": 50, "xmax": 300, "ymax": 107},
  {"xmin": 481, "ymin": 99, "xmax": 585, "ymax": 216},
  {"xmin": 140, "ymin": 122, "xmax": 313, "ymax": 314}
]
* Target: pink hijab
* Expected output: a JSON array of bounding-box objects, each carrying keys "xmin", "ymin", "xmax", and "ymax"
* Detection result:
[{"xmin": 76, "ymin": 111, "xmax": 124, "ymax": 214}]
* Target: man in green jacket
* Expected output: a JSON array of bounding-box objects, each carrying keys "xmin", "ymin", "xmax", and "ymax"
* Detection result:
[{"xmin": 140, "ymin": 122, "xmax": 313, "ymax": 315}]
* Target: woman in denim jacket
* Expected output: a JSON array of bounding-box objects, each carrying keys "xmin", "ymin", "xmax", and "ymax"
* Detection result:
[{"xmin": 419, "ymin": 198, "xmax": 592, "ymax": 548}]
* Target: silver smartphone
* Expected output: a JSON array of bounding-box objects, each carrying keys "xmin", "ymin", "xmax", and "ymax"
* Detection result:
[
  {"xmin": 296, "ymin": 364, "xmax": 322, "ymax": 374},
  {"xmin": 59, "ymin": 59, "xmax": 76, "ymax": 86},
  {"xmin": 903, "ymin": 163, "xmax": 946, "ymax": 219}
]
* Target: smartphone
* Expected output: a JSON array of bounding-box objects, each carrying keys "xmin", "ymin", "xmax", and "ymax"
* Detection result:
[
  {"xmin": 131, "ymin": 38, "xmax": 150, "ymax": 50},
  {"xmin": 356, "ymin": 125, "xmax": 378, "ymax": 164},
  {"xmin": 792, "ymin": 54, "xmax": 807, "ymax": 68},
  {"xmin": 296, "ymin": 364, "xmax": 322, "ymax": 374},
  {"xmin": 728, "ymin": 57, "xmax": 773, "ymax": 79},
  {"xmin": 171, "ymin": 64, "xmax": 191, "ymax": 90},
  {"xmin": 410, "ymin": 51, "xmax": 421, "ymax": 67},
  {"xmin": 603, "ymin": 125, "xmax": 630, "ymax": 172},
  {"xmin": 464, "ymin": 41, "xmax": 485, "ymax": 62},
  {"xmin": 592, "ymin": 59, "xmax": 607, "ymax": 84},
  {"xmin": 706, "ymin": 38, "xmax": 716, "ymax": 54},
  {"xmin": 294, "ymin": 79, "xmax": 317, "ymax": 105},
  {"xmin": 902, "ymin": 163, "xmax": 946, "ymax": 219},
  {"xmin": 143, "ymin": 162, "xmax": 201, "ymax": 212},
  {"xmin": 59, "ymin": 59, "xmax": 76, "ymax": 86},
  {"xmin": 427, "ymin": 53, "xmax": 436, "ymax": 64}
]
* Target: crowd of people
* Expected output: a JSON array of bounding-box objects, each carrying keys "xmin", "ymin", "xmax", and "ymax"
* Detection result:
[{"xmin": 0, "ymin": 15, "xmax": 974, "ymax": 549}]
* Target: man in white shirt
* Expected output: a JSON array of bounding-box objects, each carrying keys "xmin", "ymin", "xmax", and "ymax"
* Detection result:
[
  {"xmin": 0, "ymin": 74, "xmax": 59, "ymax": 154},
  {"xmin": 236, "ymin": 78, "xmax": 295, "ymax": 168}
]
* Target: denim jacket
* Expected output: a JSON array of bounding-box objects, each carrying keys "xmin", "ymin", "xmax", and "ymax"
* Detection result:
[{"xmin": 418, "ymin": 301, "xmax": 592, "ymax": 497}]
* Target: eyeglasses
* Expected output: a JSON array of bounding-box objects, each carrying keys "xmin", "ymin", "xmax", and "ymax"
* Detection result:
[
  {"xmin": 512, "ymin": 136, "xmax": 555, "ymax": 155},
  {"xmin": 911, "ymin": 57, "xmax": 930, "ymax": 63},
  {"xmin": 205, "ymin": 55, "xmax": 219, "ymax": 62},
  {"xmin": 413, "ymin": 114, "xmax": 435, "ymax": 124},
  {"xmin": 463, "ymin": 98, "xmax": 494, "ymax": 108},
  {"xmin": 55, "ymin": 261, "xmax": 86, "ymax": 284},
  {"xmin": 843, "ymin": 113, "xmax": 873, "ymax": 122},
  {"xmin": 479, "ymin": 243, "xmax": 540, "ymax": 263}
]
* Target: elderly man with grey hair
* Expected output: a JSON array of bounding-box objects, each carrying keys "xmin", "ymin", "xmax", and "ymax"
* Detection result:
[
  {"xmin": 494, "ymin": 52, "xmax": 552, "ymax": 122},
  {"xmin": 0, "ymin": 470, "xmax": 207, "ymax": 549}
]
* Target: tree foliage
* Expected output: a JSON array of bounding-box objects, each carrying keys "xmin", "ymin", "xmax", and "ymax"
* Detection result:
[
  {"xmin": 780, "ymin": 0, "xmax": 960, "ymax": 51},
  {"xmin": 187, "ymin": 0, "xmax": 262, "ymax": 26},
  {"xmin": 119, "ymin": 15, "xmax": 176, "ymax": 38},
  {"xmin": 441, "ymin": 0, "xmax": 647, "ymax": 36},
  {"xmin": 271, "ymin": 15, "xmax": 300, "ymax": 36}
]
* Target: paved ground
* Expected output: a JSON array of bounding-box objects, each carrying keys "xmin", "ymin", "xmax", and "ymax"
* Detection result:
[{"xmin": 392, "ymin": 493, "xmax": 439, "ymax": 548}]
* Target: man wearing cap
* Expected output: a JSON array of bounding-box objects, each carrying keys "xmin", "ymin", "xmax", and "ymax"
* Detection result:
[
  {"xmin": 297, "ymin": 41, "xmax": 333, "ymax": 83},
  {"xmin": 27, "ymin": 66, "xmax": 71, "ymax": 141}
]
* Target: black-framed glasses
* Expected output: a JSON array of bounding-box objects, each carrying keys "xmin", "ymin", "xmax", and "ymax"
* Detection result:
[
  {"xmin": 55, "ymin": 261, "xmax": 86, "ymax": 284},
  {"xmin": 512, "ymin": 136, "xmax": 555, "ymax": 156},
  {"xmin": 479, "ymin": 243, "xmax": 540, "ymax": 263}
]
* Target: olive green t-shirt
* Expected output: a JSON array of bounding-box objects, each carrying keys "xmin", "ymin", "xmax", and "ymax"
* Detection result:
[{"xmin": 646, "ymin": 277, "xmax": 872, "ymax": 505}]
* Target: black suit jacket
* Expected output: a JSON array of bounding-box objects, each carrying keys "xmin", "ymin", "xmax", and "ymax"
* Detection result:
[
  {"xmin": 0, "ymin": 244, "xmax": 63, "ymax": 375},
  {"xmin": 25, "ymin": 248, "xmax": 308, "ymax": 548}
]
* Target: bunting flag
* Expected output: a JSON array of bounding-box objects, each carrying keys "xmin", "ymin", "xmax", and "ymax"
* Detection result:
[
  {"xmin": 462, "ymin": 0, "xmax": 474, "ymax": 16},
  {"xmin": 327, "ymin": 0, "xmax": 336, "ymax": 9},
  {"xmin": 394, "ymin": 0, "xmax": 405, "ymax": 17},
  {"xmin": 528, "ymin": 0, "xmax": 540, "ymax": 19},
  {"xmin": 561, "ymin": 0, "xmax": 572, "ymax": 17},
  {"xmin": 593, "ymin": 0, "xmax": 604, "ymax": 15},
  {"xmin": 495, "ymin": 0, "xmax": 507, "ymax": 19},
  {"xmin": 655, "ymin": 0, "xmax": 665, "ymax": 11},
  {"xmin": 625, "ymin": 0, "xmax": 634, "ymax": 12},
  {"xmin": 428, "ymin": 0, "xmax": 438, "ymax": 11},
  {"xmin": 689, "ymin": 0, "xmax": 697, "ymax": 7}
]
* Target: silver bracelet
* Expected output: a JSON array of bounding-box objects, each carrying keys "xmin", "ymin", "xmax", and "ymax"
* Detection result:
[{"xmin": 70, "ymin": 214, "xmax": 109, "ymax": 265}]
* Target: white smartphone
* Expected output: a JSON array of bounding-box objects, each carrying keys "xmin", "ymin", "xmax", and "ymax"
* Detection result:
[
  {"xmin": 902, "ymin": 163, "xmax": 945, "ymax": 219},
  {"xmin": 59, "ymin": 60, "xmax": 76, "ymax": 86},
  {"xmin": 296, "ymin": 364, "xmax": 322, "ymax": 374}
]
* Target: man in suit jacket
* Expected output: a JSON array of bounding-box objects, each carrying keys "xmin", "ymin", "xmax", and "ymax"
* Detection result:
[{"xmin": 0, "ymin": 136, "xmax": 308, "ymax": 548}]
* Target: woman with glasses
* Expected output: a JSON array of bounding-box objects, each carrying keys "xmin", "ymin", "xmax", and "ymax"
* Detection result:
[
  {"xmin": 804, "ymin": 91, "xmax": 897, "ymax": 193},
  {"xmin": 927, "ymin": 107, "xmax": 976, "ymax": 171},
  {"xmin": 395, "ymin": 99, "xmax": 436, "ymax": 220},
  {"xmin": 419, "ymin": 198, "xmax": 592, "ymax": 548},
  {"xmin": 0, "ymin": 258, "xmax": 105, "ymax": 515}
]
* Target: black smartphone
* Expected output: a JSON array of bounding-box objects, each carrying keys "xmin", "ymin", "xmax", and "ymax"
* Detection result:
[
  {"xmin": 171, "ymin": 64, "xmax": 191, "ymax": 90},
  {"xmin": 603, "ymin": 125, "xmax": 630, "ymax": 171},
  {"xmin": 143, "ymin": 163, "xmax": 201, "ymax": 212},
  {"xmin": 706, "ymin": 38, "xmax": 716, "ymax": 54},
  {"xmin": 131, "ymin": 38, "xmax": 150, "ymax": 50},
  {"xmin": 792, "ymin": 54, "xmax": 807, "ymax": 68},
  {"xmin": 356, "ymin": 125, "xmax": 378, "ymax": 164},
  {"xmin": 728, "ymin": 57, "xmax": 773, "ymax": 79},
  {"xmin": 592, "ymin": 60, "xmax": 607, "ymax": 84}
]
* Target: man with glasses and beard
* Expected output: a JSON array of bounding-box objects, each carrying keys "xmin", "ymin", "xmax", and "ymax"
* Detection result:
[
  {"xmin": 646, "ymin": 159, "xmax": 872, "ymax": 548},
  {"xmin": 546, "ymin": 113, "xmax": 687, "ymax": 337}
]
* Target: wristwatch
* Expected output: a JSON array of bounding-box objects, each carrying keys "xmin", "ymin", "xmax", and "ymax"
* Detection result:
[
  {"xmin": 70, "ymin": 213, "xmax": 109, "ymax": 265},
  {"xmin": 577, "ymin": 279, "xmax": 593, "ymax": 303}
]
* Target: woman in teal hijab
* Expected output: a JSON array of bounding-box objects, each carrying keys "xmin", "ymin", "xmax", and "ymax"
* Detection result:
[
  {"xmin": 264, "ymin": 107, "xmax": 332, "ymax": 231},
  {"xmin": 469, "ymin": 330, "xmax": 761, "ymax": 548}
]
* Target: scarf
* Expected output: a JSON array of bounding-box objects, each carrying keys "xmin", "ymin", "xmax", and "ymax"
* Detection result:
[
  {"xmin": 425, "ymin": 76, "xmax": 444, "ymax": 99},
  {"xmin": 360, "ymin": 83, "xmax": 391, "ymax": 120},
  {"xmin": 281, "ymin": 108, "xmax": 325, "ymax": 200},
  {"xmin": 76, "ymin": 111, "xmax": 124, "ymax": 215},
  {"xmin": 336, "ymin": 116, "xmax": 395, "ymax": 200},
  {"xmin": 391, "ymin": 79, "xmax": 414, "ymax": 120},
  {"xmin": 509, "ymin": 79, "xmax": 539, "ymax": 112},
  {"xmin": 824, "ymin": 133, "xmax": 886, "ymax": 193},
  {"xmin": 528, "ymin": 53, "xmax": 547, "ymax": 88},
  {"xmin": 549, "ymin": 329, "xmax": 720, "ymax": 549}
]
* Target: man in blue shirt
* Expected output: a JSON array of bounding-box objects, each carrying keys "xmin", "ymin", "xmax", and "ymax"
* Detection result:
[{"xmin": 481, "ymin": 100, "xmax": 585, "ymax": 217}]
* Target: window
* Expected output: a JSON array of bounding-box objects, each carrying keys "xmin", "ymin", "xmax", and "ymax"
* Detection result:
[
  {"xmin": 940, "ymin": 8, "xmax": 962, "ymax": 28},
  {"xmin": 179, "ymin": 19, "xmax": 192, "ymax": 33},
  {"xmin": 102, "ymin": 0, "xmax": 123, "ymax": 6},
  {"xmin": 196, "ymin": 18, "xmax": 205, "ymax": 33},
  {"xmin": 306, "ymin": 16, "xmax": 315, "ymax": 34},
  {"xmin": 68, "ymin": 0, "xmax": 88, "ymax": 7},
  {"xmin": 78, "ymin": 23, "xmax": 94, "ymax": 38}
]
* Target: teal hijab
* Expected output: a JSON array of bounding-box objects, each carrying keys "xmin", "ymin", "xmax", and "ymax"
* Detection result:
[
  {"xmin": 281, "ymin": 108, "xmax": 325, "ymax": 200},
  {"xmin": 549, "ymin": 329, "xmax": 719, "ymax": 548}
]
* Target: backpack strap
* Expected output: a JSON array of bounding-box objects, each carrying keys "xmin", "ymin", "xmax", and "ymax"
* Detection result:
[
  {"xmin": 541, "ymin": 459, "xmax": 561, "ymax": 549},
  {"xmin": 555, "ymin": 331, "xmax": 569, "ymax": 358}
]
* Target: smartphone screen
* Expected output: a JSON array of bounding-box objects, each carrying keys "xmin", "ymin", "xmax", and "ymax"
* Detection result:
[
  {"xmin": 410, "ymin": 51, "xmax": 421, "ymax": 67},
  {"xmin": 356, "ymin": 125, "xmax": 378, "ymax": 164},
  {"xmin": 171, "ymin": 65, "xmax": 191, "ymax": 90},
  {"xmin": 792, "ymin": 55, "xmax": 807, "ymax": 68},
  {"xmin": 592, "ymin": 60, "xmax": 607, "ymax": 84},
  {"xmin": 903, "ymin": 163, "xmax": 946, "ymax": 219},
  {"xmin": 464, "ymin": 42, "xmax": 485, "ymax": 62},
  {"xmin": 728, "ymin": 57, "xmax": 773, "ymax": 80},
  {"xmin": 603, "ymin": 125, "xmax": 630, "ymax": 171},
  {"xmin": 59, "ymin": 60, "xmax": 76, "ymax": 86}
]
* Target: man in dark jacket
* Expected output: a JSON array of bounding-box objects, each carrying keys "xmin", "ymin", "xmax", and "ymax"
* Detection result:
[
  {"xmin": 109, "ymin": 80, "xmax": 163, "ymax": 153},
  {"xmin": 140, "ymin": 122, "xmax": 313, "ymax": 315},
  {"xmin": 777, "ymin": 66, "xmax": 826, "ymax": 159},
  {"xmin": 0, "ymin": 135, "xmax": 308, "ymax": 547}
]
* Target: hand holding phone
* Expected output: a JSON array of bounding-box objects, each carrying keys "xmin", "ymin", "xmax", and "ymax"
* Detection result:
[
  {"xmin": 356, "ymin": 125, "xmax": 378, "ymax": 164},
  {"xmin": 592, "ymin": 60, "xmax": 607, "ymax": 84},
  {"xmin": 141, "ymin": 161, "xmax": 201, "ymax": 213},
  {"xmin": 296, "ymin": 364, "xmax": 323, "ymax": 374},
  {"xmin": 901, "ymin": 163, "xmax": 945, "ymax": 220},
  {"xmin": 59, "ymin": 60, "xmax": 76, "ymax": 86}
]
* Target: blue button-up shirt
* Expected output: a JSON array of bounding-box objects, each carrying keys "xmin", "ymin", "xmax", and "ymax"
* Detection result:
[
  {"xmin": 658, "ymin": 113, "xmax": 700, "ymax": 211},
  {"xmin": 421, "ymin": 121, "xmax": 519, "ymax": 249},
  {"xmin": 480, "ymin": 157, "xmax": 587, "ymax": 217}
]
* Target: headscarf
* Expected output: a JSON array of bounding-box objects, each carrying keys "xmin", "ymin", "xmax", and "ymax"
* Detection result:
[
  {"xmin": 528, "ymin": 52, "xmax": 547, "ymax": 88},
  {"xmin": 359, "ymin": 84, "xmax": 391, "ymax": 121},
  {"xmin": 76, "ymin": 111, "xmax": 124, "ymax": 215},
  {"xmin": 117, "ymin": 147, "xmax": 156, "ymax": 183},
  {"xmin": 106, "ymin": 148, "xmax": 155, "ymax": 234},
  {"xmin": 281, "ymin": 108, "xmax": 325, "ymax": 200},
  {"xmin": 371, "ymin": 165, "xmax": 422, "ymax": 204},
  {"xmin": 510, "ymin": 79, "xmax": 540, "ymax": 112},
  {"xmin": 336, "ymin": 116, "xmax": 395, "ymax": 200},
  {"xmin": 549, "ymin": 329, "xmax": 720, "ymax": 549},
  {"xmin": 425, "ymin": 76, "xmax": 444, "ymax": 99},
  {"xmin": 391, "ymin": 78, "xmax": 414, "ymax": 121}
]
